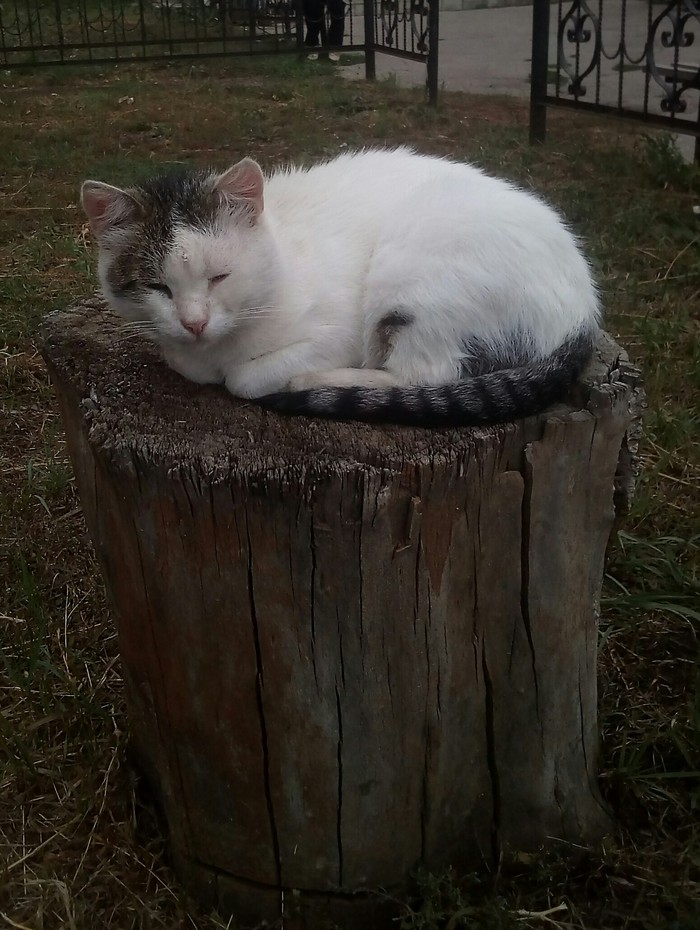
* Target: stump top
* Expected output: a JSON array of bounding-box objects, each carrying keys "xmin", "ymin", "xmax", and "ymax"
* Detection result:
[{"xmin": 42, "ymin": 297, "xmax": 631, "ymax": 480}]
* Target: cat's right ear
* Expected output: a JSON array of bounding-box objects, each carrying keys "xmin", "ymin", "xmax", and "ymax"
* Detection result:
[
  {"xmin": 81, "ymin": 181, "xmax": 142, "ymax": 238},
  {"xmin": 213, "ymin": 159, "xmax": 265, "ymax": 221}
]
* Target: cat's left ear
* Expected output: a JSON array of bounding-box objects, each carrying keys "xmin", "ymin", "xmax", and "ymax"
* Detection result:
[
  {"xmin": 81, "ymin": 180, "xmax": 142, "ymax": 237},
  {"xmin": 214, "ymin": 158, "xmax": 264, "ymax": 221}
]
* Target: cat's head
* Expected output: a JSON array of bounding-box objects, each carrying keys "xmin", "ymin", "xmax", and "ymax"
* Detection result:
[{"xmin": 81, "ymin": 159, "xmax": 278, "ymax": 344}]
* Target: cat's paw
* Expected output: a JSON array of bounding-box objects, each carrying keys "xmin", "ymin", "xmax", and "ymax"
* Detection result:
[
  {"xmin": 287, "ymin": 372, "xmax": 330, "ymax": 392},
  {"xmin": 287, "ymin": 368, "xmax": 399, "ymax": 391}
]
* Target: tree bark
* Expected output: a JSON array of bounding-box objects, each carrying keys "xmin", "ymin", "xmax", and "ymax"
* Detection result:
[{"xmin": 42, "ymin": 299, "xmax": 644, "ymax": 929}]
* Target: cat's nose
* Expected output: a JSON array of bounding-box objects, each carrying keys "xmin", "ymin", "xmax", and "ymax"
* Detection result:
[{"xmin": 181, "ymin": 318, "xmax": 208, "ymax": 338}]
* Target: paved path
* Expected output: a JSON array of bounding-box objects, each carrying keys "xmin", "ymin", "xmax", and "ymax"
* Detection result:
[{"xmin": 343, "ymin": 6, "xmax": 536, "ymax": 97}]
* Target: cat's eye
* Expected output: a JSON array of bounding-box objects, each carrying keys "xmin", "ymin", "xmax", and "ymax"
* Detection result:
[
  {"xmin": 149, "ymin": 283, "xmax": 173, "ymax": 299},
  {"xmin": 209, "ymin": 274, "xmax": 229, "ymax": 286}
]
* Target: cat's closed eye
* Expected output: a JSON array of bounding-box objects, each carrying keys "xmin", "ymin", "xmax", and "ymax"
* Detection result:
[
  {"xmin": 149, "ymin": 283, "xmax": 173, "ymax": 299},
  {"xmin": 209, "ymin": 274, "xmax": 229, "ymax": 286}
]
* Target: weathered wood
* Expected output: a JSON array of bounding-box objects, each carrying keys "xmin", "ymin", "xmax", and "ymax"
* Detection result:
[{"xmin": 42, "ymin": 298, "xmax": 644, "ymax": 928}]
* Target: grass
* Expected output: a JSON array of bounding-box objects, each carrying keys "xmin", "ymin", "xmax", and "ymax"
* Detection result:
[{"xmin": 1, "ymin": 53, "xmax": 699, "ymax": 929}]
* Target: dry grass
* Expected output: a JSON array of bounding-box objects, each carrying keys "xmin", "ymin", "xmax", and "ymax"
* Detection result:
[{"xmin": 1, "ymin": 54, "xmax": 699, "ymax": 929}]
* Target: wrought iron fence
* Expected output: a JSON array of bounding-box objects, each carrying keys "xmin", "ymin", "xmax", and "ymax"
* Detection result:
[
  {"xmin": 0, "ymin": 0, "xmax": 438, "ymax": 100},
  {"xmin": 0, "ymin": 0, "xmax": 339, "ymax": 65},
  {"xmin": 530, "ymin": 0, "xmax": 700, "ymax": 163},
  {"xmin": 375, "ymin": 0, "xmax": 432, "ymax": 59},
  {"xmin": 372, "ymin": 0, "xmax": 438, "ymax": 97}
]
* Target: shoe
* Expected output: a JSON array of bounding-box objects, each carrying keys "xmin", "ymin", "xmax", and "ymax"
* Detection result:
[
  {"xmin": 307, "ymin": 52, "xmax": 319, "ymax": 61},
  {"xmin": 328, "ymin": 51, "xmax": 340, "ymax": 62}
]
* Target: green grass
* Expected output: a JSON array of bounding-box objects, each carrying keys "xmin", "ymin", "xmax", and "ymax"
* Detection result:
[{"xmin": 1, "ymin": 55, "xmax": 700, "ymax": 929}]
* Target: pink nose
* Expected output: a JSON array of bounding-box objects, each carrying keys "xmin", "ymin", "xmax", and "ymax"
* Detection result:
[{"xmin": 181, "ymin": 318, "xmax": 207, "ymax": 337}]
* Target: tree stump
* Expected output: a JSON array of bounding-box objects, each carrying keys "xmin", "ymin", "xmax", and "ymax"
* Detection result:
[{"xmin": 42, "ymin": 299, "xmax": 644, "ymax": 929}]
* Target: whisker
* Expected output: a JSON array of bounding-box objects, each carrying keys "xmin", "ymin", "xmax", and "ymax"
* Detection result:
[
  {"xmin": 120, "ymin": 328, "xmax": 158, "ymax": 334},
  {"xmin": 113, "ymin": 331, "xmax": 159, "ymax": 344},
  {"xmin": 112, "ymin": 305, "xmax": 280, "ymax": 343},
  {"xmin": 116, "ymin": 327, "xmax": 159, "ymax": 337},
  {"xmin": 238, "ymin": 305, "xmax": 278, "ymax": 315},
  {"xmin": 118, "ymin": 321, "xmax": 159, "ymax": 330},
  {"xmin": 235, "ymin": 306, "xmax": 279, "ymax": 320}
]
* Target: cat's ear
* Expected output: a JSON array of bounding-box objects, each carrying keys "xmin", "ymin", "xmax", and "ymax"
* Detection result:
[
  {"xmin": 213, "ymin": 159, "xmax": 264, "ymax": 221},
  {"xmin": 81, "ymin": 181, "xmax": 142, "ymax": 237}
]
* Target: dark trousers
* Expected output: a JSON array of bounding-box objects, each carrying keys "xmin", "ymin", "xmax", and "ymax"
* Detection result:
[{"xmin": 303, "ymin": 0, "xmax": 345, "ymax": 47}]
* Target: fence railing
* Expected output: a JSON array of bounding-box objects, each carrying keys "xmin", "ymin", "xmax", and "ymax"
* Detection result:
[
  {"xmin": 0, "ymin": 0, "xmax": 338, "ymax": 66},
  {"xmin": 0, "ymin": 0, "xmax": 439, "ymax": 101},
  {"xmin": 530, "ymin": 0, "xmax": 700, "ymax": 163}
]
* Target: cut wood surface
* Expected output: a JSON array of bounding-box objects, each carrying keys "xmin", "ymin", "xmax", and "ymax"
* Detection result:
[{"xmin": 42, "ymin": 298, "xmax": 645, "ymax": 929}]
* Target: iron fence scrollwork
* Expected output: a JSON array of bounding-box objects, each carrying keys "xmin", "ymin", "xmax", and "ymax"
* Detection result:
[
  {"xmin": 557, "ymin": 0, "xmax": 601, "ymax": 97},
  {"xmin": 377, "ymin": 0, "xmax": 429, "ymax": 53},
  {"xmin": 531, "ymin": 0, "xmax": 700, "ymax": 163},
  {"xmin": 648, "ymin": 0, "xmax": 700, "ymax": 114}
]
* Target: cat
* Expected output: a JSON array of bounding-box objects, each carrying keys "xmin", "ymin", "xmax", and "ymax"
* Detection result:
[{"xmin": 80, "ymin": 147, "xmax": 600, "ymax": 427}]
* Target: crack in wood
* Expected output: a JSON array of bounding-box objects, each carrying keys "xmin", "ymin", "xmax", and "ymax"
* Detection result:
[
  {"xmin": 244, "ymin": 509, "xmax": 282, "ymax": 895},
  {"xmin": 309, "ymin": 516, "xmax": 318, "ymax": 646},
  {"xmin": 578, "ymin": 669, "xmax": 589, "ymax": 775},
  {"xmin": 207, "ymin": 485, "xmax": 222, "ymax": 578},
  {"xmin": 181, "ymin": 477, "xmax": 196, "ymax": 518},
  {"xmin": 413, "ymin": 530, "xmax": 422, "ymax": 612},
  {"xmin": 337, "ymin": 617, "xmax": 346, "ymax": 689},
  {"xmin": 520, "ymin": 450, "xmax": 541, "ymax": 724},
  {"xmin": 420, "ymin": 725, "xmax": 430, "ymax": 863},
  {"xmin": 588, "ymin": 417, "xmax": 599, "ymax": 464},
  {"xmin": 419, "ymin": 554, "xmax": 431, "ymax": 863},
  {"xmin": 335, "ymin": 683, "xmax": 344, "ymax": 887},
  {"xmin": 553, "ymin": 768, "xmax": 565, "ymax": 831},
  {"xmin": 507, "ymin": 617, "xmax": 518, "ymax": 676},
  {"xmin": 481, "ymin": 645, "xmax": 501, "ymax": 864},
  {"xmin": 132, "ymin": 517, "xmax": 195, "ymax": 851},
  {"xmin": 472, "ymin": 545, "xmax": 480, "ymax": 684},
  {"xmin": 358, "ymin": 475, "xmax": 365, "ymax": 650}
]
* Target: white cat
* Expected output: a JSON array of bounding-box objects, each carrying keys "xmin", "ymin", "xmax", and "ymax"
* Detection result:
[{"xmin": 81, "ymin": 148, "xmax": 599, "ymax": 426}]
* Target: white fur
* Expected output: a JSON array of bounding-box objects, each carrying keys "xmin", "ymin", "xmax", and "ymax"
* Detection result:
[{"xmin": 91, "ymin": 148, "xmax": 600, "ymax": 398}]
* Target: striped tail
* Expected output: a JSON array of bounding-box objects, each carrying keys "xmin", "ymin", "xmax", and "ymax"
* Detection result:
[{"xmin": 259, "ymin": 330, "xmax": 596, "ymax": 428}]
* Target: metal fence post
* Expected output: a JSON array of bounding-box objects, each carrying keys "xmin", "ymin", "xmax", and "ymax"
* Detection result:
[
  {"xmin": 296, "ymin": 0, "xmax": 306, "ymax": 51},
  {"xmin": 363, "ymin": 0, "xmax": 376, "ymax": 80},
  {"xmin": 426, "ymin": 0, "xmax": 439, "ymax": 105},
  {"xmin": 529, "ymin": 0, "xmax": 550, "ymax": 145}
]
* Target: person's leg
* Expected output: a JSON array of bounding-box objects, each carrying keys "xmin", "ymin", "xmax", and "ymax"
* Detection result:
[
  {"xmin": 325, "ymin": 0, "xmax": 345, "ymax": 47},
  {"xmin": 302, "ymin": 0, "xmax": 323, "ymax": 46}
]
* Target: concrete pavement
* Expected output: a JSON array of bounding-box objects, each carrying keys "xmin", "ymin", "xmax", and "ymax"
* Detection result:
[{"xmin": 343, "ymin": 5, "xmax": 536, "ymax": 98}]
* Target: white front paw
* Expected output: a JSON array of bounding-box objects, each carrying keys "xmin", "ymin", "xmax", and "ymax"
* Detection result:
[
  {"xmin": 287, "ymin": 372, "xmax": 327, "ymax": 392},
  {"xmin": 225, "ymin": 365, "xmax": 293, "ymax": 399},
  {"xmin": 163, "ymin": 348, "xmax": 221, "ymax": 385},
  {"xmin": 288, "ymin": 368, "xmax": 398, "ymax": 391}
]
